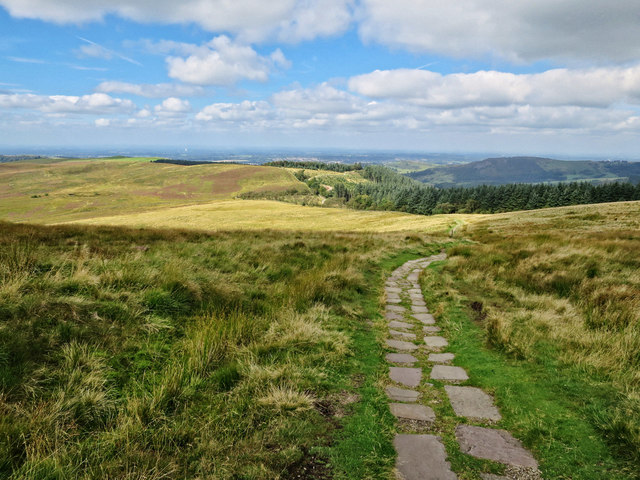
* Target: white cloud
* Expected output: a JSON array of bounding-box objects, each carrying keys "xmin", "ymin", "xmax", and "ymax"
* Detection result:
[
  {"xmin": 95, "ymin": 118, "xmax": 110, "ymax": 127},
  {"xmin": 154, "ymin": 97, "xmax": 191, "ymax": 116},
  {"xmin": 0, "ymin": 92, "xmax": 136, "ymax": 114},
  {"xmin": 348, "ymin": 66, "xmax": 640, "ymax": 108},
  {"xmin": 166, "ymin": 36, "xmax": 288, "ymax": 86},
  {"xmin": 192, "ymin": 81, "xmax": 640, "ymax": 136},
  {"xmin": 0, "ymin": 0, "xmax": 351, "ymax": 43},
  {"xmin": 357, "ymin": 0, "xmax": 640, "ymax": 63},
  {"xmin": 196, "ymin": 100, "xmax": 271, "ymax": 123},
  {"xmin": 96, "ymin": 81, "xmax": 205, "ymax": 98}
]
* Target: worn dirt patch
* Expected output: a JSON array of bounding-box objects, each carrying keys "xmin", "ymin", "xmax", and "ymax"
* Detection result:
[{"xmin": 284, "ymin": 452, "xmax": 332, "ymax": 480}]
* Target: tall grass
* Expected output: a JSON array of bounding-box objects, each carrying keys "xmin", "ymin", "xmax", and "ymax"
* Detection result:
[
  {"xmin": 445, "ymin": 202, "xmax": 640, "ymax": 463},
  {"xmin": 0, "ymin": 221, "xmax": 439, "ymax": 479}
]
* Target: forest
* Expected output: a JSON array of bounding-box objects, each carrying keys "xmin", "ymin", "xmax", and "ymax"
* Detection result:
[{"xmin": 306, "ymin": 165, "xmax": 640, "ymax": 214}]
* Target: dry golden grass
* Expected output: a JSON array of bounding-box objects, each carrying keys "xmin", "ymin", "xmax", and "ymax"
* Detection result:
[
  {"xmin": 446, "ymin": 200, "xmax": 640, "ymax": 457},
  {"xmin": 63, "ymin": 198, "xmax": 486, "ymax": 233}
]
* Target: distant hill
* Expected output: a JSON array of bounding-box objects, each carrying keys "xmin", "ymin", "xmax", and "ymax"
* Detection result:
[{"xmin": 408, "ymin": 156, "xmax": 640, "ymax": 187}]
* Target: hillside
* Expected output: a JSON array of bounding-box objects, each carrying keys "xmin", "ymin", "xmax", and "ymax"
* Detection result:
[
  {"xmin": 0, "ymin": 157, "xmax": 308, "ymax": 223},
  {"xmin": 408, "ymin": 156, "xmax": 640, "ymax": 187}
]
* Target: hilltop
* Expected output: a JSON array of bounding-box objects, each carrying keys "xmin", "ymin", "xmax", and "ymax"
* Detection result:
[{"xmin": 408, "ymin": 156, "xmax": 640, "ymax": 187}]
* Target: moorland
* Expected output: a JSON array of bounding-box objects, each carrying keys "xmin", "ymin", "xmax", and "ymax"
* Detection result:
[{"xmin": 0, "ymin": 156, "xmax": 638, "ymax": 479}]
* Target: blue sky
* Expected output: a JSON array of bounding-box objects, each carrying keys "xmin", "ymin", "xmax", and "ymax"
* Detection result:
[{"xmin": 1, "ymin": 1, "xmax": 639, "ymax": 156}]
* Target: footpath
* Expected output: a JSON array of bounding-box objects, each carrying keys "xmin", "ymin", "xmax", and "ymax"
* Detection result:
[{"xmin": 383, "ymin": 254, "xmax": 542, "ymax": 480}]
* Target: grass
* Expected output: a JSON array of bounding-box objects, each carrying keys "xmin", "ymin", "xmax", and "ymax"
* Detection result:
[
  {"xmin": 424, "ymin": 200, "xmax": 640, "ymax": 478},
  {"xmin": 0, "ymin": 158, "xmax": 307, "ymax": 223},
  {"xmin": 0, "ymin": 220, "xmax": 446, "ymax": 479},
  {"xmin": 63, "ymin": 199, "xmax": 484, "ymax": 233}
]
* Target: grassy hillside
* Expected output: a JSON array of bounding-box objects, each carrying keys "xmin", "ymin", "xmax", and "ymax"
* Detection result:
[
  {"xmin": 63, "ymin": 199, "xmax": 481, "ymax": 233},
  {"xmin": 0, "ymin": 158, "xmax": 307, "ymax": 223},
  {"xmin": 428, "ymin": 201, "xmax": 640, "ymax": 476},
  {"xmin": 409, "ymin": 156, "xmax": 640, "ymax": 187},
  {"xmin": 0, "ymin": 221, "xmax": 445, "ymax": 479}
]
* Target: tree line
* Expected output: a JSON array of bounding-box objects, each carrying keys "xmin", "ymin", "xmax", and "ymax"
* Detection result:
[
  {"xmin": 264, "ymin": 160, "xmax": 363, "ymax": 172},
  {"xmin": 317, "ymin": 165, "xmax": 640, "ymax": 215}
]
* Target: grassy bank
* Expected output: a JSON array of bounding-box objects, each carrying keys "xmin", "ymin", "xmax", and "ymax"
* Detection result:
[
  {"xmin": 426, "ymin": 201, "xmax": 639, "ymax": 477},
  {"xmin": 0, "ymin": 221, "xmax": 443, "ymax": 479}
]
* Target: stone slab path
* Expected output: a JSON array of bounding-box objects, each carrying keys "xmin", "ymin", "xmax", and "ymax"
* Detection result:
[
  {"xmin": 445, "ymin": 386, "xmax": 502, "ymax": 421},
  {"xmin": 382, "ymin": 254, "xmax": 540, "ymax": 480},
  {"xmin": 394, "ymin": 435, "xmax": 457, "ymax": 480},
  {"xmin": 456, "ymin": 425, "xmax": 538, "ymax": 468}
]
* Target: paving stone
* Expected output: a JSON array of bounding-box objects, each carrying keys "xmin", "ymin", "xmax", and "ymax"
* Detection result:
[
  {"xmin": 390, "ymin": 367, "xmax": 422, "ymax": 387},
  {"xmin": 411, "ymin": 283, "xmax": 420, "ymax": 289},
  {"xmin": 411, "ymin": 312, "xmax": 436, "ymax": 325},
  {"xmin": 394, "ymin": 434, "xmax": 457, "ymax": 480},
  {"xmin": 480, "ymin": 474, "xmax": 509, "ymax": 480},
  {"xmin": 387, "ymin": 297, "xmax": 402, "ymax": 304},
  {"xmin": 386, "ymin": 386, "xmax": 419, "ymax": 402},
  {"xmin": 409, "ymin": 292, "xmax": 424, "ymax": 299},
  {"xmin": 445, "ymin": 386, "xmax": 501, "ymax": 421},
  {"xmin": 423, "ymin": 325, "xmax": 442, "ymax": 333},
  {"xmin": 386, "ymin": 287, "xmax": 402, "ymax": 294},
  {"xmin": 408, "ymin": 288, "xmax": 422, "ymax": 294},
  {"xmin": 387, "ymin": 305, "xmax": 405, "ymax": 313},
  {"xmin": 413, "ymin": 313, "xmax": 435, "ymax": 324},
  {"xmin": 390, "ymin": 329, "xmax": 417, "ymax": 340},
  {"xmin": 428, "ymin": 352, "xmax": 454, "ymax": 363},
  {"xmin": 385, "ymin": 311, "xmax": 404, "ymax": 321},
  {"xmin": 412, "ymin": 300, "xmax": 427, "ymax": 307},
  {"xmin": 430, "ymin": 365, "xmax": 469, "ymax": 381},
  {"xmin": 456, "ymin": 425, "xmax": 538, "ymax": 468},
  {"xmin": 386, "ymin": 353, "xmax": 418, "ymax": 365},
  {"xmin": 424, "ymin": 336, "xmax": 449, "ymax": 349},
  {"xmin": 386, "ymin": 339, "xmax": 418, "ymax": 351},
  {"xmin": 389, "ymin": 320, "xmax": 413, "ymax": 330},
  {"xmin": 412, "ymin": 306, "xmax": 429, "ymax": 313},
  {"xmin": 407, "ymin": 273, "xmax": 420, "ymax": 282},
  {"xmin": 390, "ymin": 403, "xmax": 435, "ymax": 422}
]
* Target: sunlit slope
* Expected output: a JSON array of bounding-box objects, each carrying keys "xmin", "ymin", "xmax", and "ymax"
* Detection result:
[
  {"xmin": 65, "ymin": 199, "xmax": 485, "ymax": 233},
  {"xmin": 0, "ymin": 158, "xmax": 307, "ymax": 223}
]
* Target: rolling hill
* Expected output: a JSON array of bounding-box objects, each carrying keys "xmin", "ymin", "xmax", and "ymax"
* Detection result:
[{"xmin": 408, "ymin": 156, "xmax": 640, "ymax": 187}]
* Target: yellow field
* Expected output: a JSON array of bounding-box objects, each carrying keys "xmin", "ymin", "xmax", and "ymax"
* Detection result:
[{"xmin": 65, "ymin": 198, "xmax": 484, "ymax": 233}]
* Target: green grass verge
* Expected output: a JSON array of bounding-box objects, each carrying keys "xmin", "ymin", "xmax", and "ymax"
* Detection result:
[{"xmin": 420, "ymin": 261, "xmax": 638, "ymax": 479}]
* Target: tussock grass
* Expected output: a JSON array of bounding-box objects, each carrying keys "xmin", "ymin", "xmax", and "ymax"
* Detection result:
[
  {"xmin": 0, "ymin": 221, "xmax": 443, "ymax": 479},
  {"xmin": 445, "ymin": 201, "xmax": 640, "ymax": 467}
]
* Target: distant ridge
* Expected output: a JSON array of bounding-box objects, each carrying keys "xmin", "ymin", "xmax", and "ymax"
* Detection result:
[{"xmin": 408, "ymin": 156, "xmax": 640, "ymax": 187}]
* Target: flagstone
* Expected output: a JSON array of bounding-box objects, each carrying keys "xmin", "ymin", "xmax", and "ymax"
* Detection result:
[
  {"xmin": 394, "ymin": 435, "xmax": 457, "ymax": 480},
  {"xmin": 386, "ymin": 339, "xmax": 418, "ymax": 351},
  {"xmin": 424, "ymin": 336, "xmax": 448, "ymax": 349},
  {"xmin": 430, "ymin": 365, "xmax": 469, "ymax": 381},
  {"xmin": 445, "ymin": 386, "xmax": 501, "ymax": 421},
  {"xmin": 456, "ymin": 425, "xmax": 538, "ymax": 468},
  {"xmin": 389, "ymin": 403, "xmax": 435, "ymax": 422},
  {"xmin": 386, "ymin": 386, "xmax": 419, "ymax": 402},
  {"xmin": 386, "ymin": 353, "xmax": 418, "ymax": 365}
]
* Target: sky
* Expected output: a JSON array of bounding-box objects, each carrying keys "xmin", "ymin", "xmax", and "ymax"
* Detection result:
[{"xmin": 1, "ymin": 0, "xmax": 640, "ymax": 156}]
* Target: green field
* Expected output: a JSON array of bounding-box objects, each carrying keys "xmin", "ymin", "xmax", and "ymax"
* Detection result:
[{"xmin": 1, "ymin": 157, "xmax": 639, "ymax": 478}]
